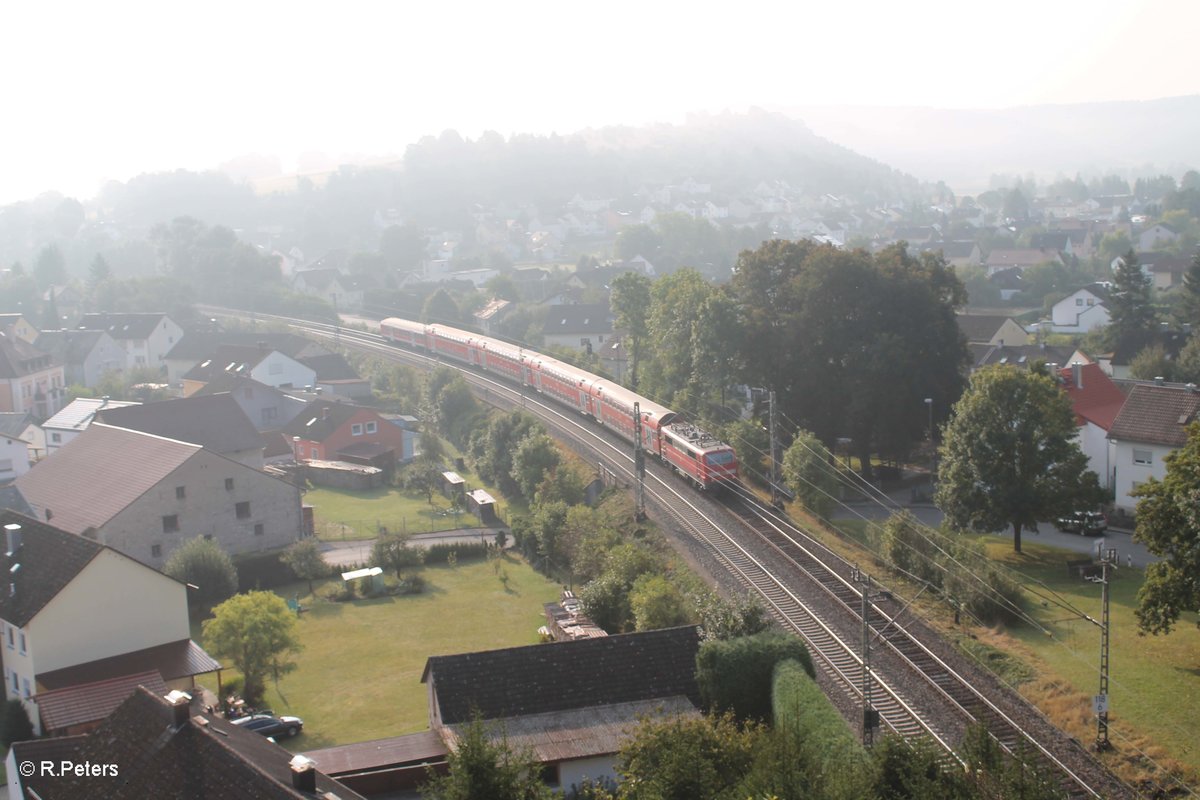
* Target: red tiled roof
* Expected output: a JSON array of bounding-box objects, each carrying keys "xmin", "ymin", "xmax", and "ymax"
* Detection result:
[
  {"xmin": 38, "ymin": 639, "xmax": 220, "ymax": 691},
  {"xmin": 1108, "ymin": 384, "xmax": 1200, "ymax": 447},
  {"xmin": 36, "ymin": 670, "xmax": 168, "ymax": 733},
  {"xmin": 1059, "ymin": 363, "xmax": 1127, "ymax": 431}
]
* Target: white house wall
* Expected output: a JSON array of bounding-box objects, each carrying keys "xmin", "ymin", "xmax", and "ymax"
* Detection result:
[
  {"xmin": 1111, "ymin": 440, "xmax": 1172, "ymax": 513},
  {"xmin": 1, "ymin": 618, "xmax": 38, "ymax": 732},
  {"xmin": 0, "ymin": 436, "xmax": 30, "ymax": 481},
  {"xmin": 1075, "ymin": 422, "xmax": 1111, "ymax": 490},
  {"xmin": 29, "ymin": 550, "xmax": 189, "ymax": 675},
  {"xmin": 249, "ymin": 356, "xmax": 316, "ymax": 391},
  {"xmin": 557, "ymin": 755, "xmax": 617, "ymax": 794}
]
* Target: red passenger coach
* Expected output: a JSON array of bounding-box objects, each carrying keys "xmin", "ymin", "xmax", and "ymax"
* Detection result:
[{"xmin": 379, "ymin": 316, "xmax": 738, "ymax": 490}]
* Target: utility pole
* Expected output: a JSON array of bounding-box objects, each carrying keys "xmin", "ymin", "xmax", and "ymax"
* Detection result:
[
  {"xmin": 1090, "ymin": 547, "xmax": 1117, "ymax": 751},
  {"xmin": 852, "ymin": 565, "xmax": 882, "ymax": 747},
  {"xmin": 632, "ymin": 402, "xmax": 647, "ymax": 521},
  {"xmin": 768, "ymin": 390, "xmax": 780, "ymax": 506}
]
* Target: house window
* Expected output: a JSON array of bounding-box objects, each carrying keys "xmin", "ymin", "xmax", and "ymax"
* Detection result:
[
  {"xmin": 51, "ymin": 432, "xmax": 61, "ymax": 443},
  {"xmin": 18, "ymin": 632, "xmax": 25, "ymax": 654},
  {"xmin": 176, "ymin": 486, "xmax": 186, "ymax": 500},
  {"xmin": 21, "ymin": 679, "xmax": 29, "ymax": 699},
  {"xmin": 152, "ymin": 544, "xmax": 162, "ymax": 558},
  {"xmin": 365, "ymin": 421, "xmax": 377, "ymax": 434},
  {"xmin": 162, "ymin": 515, "xmax": 179, "ymax": 533},
  {"xmin": 254, "ymin": 523, "xmax": 264, "ymax": 536},
  {"xmin": 5, "ymin": 626, "xmax": 12, "ymax": 649},
  {"xmin": 236, "ymin": 501, "xmax": 251, "ymax": 519},
  {"xmin": 1075, "ymin": 298, "xmax": 1083, "ymax": 306},
  {"xmin": 1133, "ymin": 449, "xmax": 1153, "ymax": 466},
  {"xmin": 351, "ymin": 423, "xmax": 363, "ymax": 436},
  {"xmin": 225, "ymin": 478, "xmax": 234, "ymax": 491},
  {"xmin": 10, "ymin": 671, "xmax": 17, "ymax": 694}
]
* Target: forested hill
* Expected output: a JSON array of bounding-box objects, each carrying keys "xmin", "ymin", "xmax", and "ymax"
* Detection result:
[
  {"xmin": 789, "ymin": 95, "xmax": 1200, "ymax": 193},
  {"xmin": 397, "ymin": 109, "xmax": 922, "ymax": 225}
]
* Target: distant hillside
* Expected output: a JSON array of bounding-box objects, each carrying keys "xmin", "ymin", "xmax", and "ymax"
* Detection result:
[{"xmin": 784, "ymin": 95, "xmax": 1200, "ymax": 194}]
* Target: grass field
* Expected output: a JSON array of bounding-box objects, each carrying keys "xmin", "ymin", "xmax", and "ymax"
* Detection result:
[
  {"xmin": 819, "ymin": 508, "xmax": 1199, "ymax": 788},
  {"xmin": 304, "ymin": 460, "xmax": 512, "ymax": 540},
  {"xmin": 980, "ymin": 539, "xmax": 1200, "ymax": 787},
  {"xmin": 197, "ymin": 554, "xmax": 559, "ymax": 750}
]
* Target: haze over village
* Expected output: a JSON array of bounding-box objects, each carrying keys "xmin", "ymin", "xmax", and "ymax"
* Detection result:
[{"xmin": 0, "ymin": 2, "xmax": 1198, "ymax": 799}]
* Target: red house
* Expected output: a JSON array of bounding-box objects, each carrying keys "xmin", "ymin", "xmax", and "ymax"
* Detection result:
[{"xmin": 283, "ymin": 400, "xmax": 408, "ymax": 469}]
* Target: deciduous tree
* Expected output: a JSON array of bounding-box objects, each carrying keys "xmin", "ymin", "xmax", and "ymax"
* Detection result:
[
  {"xmin": 610, "ymin": 271, "xmax": 652, "ymax": 390},
  {"xmin": 935, "ymin": 366, "xmax": 1101, "ymax": 553},
  {"xmin": 202, "ymin": 591, "xmax": 301, "ymax": 705},
  {"xmin": 164, "ymin": 536, "xmax": 239, "ymax": 609},
  {"xmin": 280, "ymin": 538, "xmax": 328, "ymax": 596},
  {"xmin": 421, "ymin": 715, "xmax": 551, "ymax": 800},
  {"xmin": 1131, "ymin": 422, "xmax": 1200, "ymax": 635},
  {"xmin": 782, "ymin": 429, "xmax": 839, "ymax": 518}
]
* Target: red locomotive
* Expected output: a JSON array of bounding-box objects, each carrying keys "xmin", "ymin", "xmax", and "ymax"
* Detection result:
[{"xmin": 379, "ymin": 317, "xmax": 738, "ymax": 489}]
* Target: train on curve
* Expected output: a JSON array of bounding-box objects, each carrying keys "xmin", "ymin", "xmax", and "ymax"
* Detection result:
[{"xmin": 380, "ymin": 317, "xmax": 739, "ymax": 489}]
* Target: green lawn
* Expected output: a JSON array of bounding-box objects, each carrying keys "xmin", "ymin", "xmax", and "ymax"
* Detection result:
[
  {"xmin": 197, "ymin": 555, "xmax": 559, "ymax": 750},
  {"xmin": 979, "ymin": 539, "xmax": 1200, "ymax": 782},
  {"xmin": 304, "ymin": 463, "xmax": 511, "ymax": 540}
]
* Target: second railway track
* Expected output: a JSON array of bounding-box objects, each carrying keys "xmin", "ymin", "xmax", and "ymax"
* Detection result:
[{"xmin": 206, "ymin": 307, "xmax": 1132, "ymax": 799}]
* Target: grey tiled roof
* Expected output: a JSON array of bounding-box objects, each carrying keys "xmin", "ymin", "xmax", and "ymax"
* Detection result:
[
  {"xmin": 14, "ymin": 688, "xmax": 366, "ymax": 799},
  {"xmin": 78, "ymin": 312, "xmax": 171, "ymax": 340},
  {"xmin": 16, "ymin": 424, "xmax": 200, "ymax": 534},
  {"xmin": 96, "ymin": 393, "xmax": 261, "ymax": 456},
  {"xmin": 0, "ymin": 510, "xmax": 104, "ymax": 627},
  {"xmin": 422, "ymin": 625, "xmax": 702, "ymax": 725}
]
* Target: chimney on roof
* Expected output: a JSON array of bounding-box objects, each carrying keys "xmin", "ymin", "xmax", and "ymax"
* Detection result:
[
  {"xmin": 1072, "ymin": 361, "xmax": 1083, "ymax": 390},
  {"xmin": 1155, "ymin": 376, "xmax": 1165, "ymax": 386},
  {"xmin": 4, "ymin": 524, "xmax": 21, "ymax": 557},
  {"xmin": 165, "ymin": 690, "xmax": 192, "ymax": 729},
  {"xmin": 1188, "ymin": 383, "xmax": 1197, "ymax": 394},
  {"xmin": 289, "ymin": 755, "xmax": 318, "ymax": 793}
]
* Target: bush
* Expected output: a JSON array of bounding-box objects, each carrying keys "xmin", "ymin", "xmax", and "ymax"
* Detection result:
[
  {"xmin": 236, "ymin": 549, "xmax": 301, "ymax": 592},
  {"xmin": 395, "ymin": 574, "xmax": 427, "ymax": 595},
  {"xmin": 426, "ymin": 542, "xmax": 489, "ymax": 564},
  {"xmin": 772, "ymin": 659, "xmax": 867, "ymax": 774},
  {"xmin": 696, "ymin": 631, "xmax": 814, "ymax": 723},
  {"xmin": 165, "ymin": 537, "xmax": 239, "ymax": 609},
  {"xmin": 942, "ymin": 539, "xmax": 1026, "ymax": 626},
  {"xmin": 0, "ymin": 699, "xmax": 34, "ymax": 747}
]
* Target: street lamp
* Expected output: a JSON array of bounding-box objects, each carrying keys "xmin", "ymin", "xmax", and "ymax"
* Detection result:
[{"xmin": 924, "ymin": 397, "xmax": 935, "ymax": 485}]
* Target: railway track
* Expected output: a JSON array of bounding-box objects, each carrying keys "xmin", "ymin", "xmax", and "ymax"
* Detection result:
[
  {"xmin": 204, "ymin": 307, "xmax": 1125, "ymax": 798},
  {"xmin": 723, "ymin": 491, "xmax": 1108, "ymax": 798}
]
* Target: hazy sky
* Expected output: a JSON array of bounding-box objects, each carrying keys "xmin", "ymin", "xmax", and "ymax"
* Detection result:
[{"xmin": 3, "ymin": 0, "xmax": 1197, "ymax": 204}]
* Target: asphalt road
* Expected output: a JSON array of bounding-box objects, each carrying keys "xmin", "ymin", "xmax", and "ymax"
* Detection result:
[
  {"xmin": 319, "ymin": 528, "xmax": 509, "ymax": 568},
  {"xmin": 832, "ymin": 491, "xmax": 1156, "ymax": 568}
]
